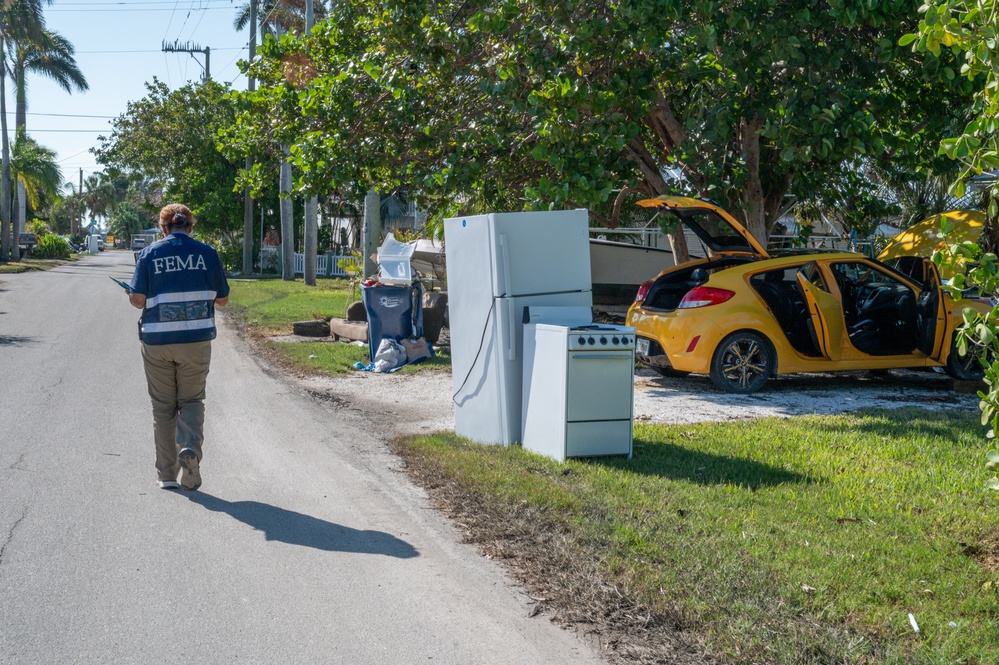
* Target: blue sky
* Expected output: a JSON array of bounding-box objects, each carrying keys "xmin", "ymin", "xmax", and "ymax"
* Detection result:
[{"xmin": 26, "ymin": 0, "xmax": 252, "ymax": 185}]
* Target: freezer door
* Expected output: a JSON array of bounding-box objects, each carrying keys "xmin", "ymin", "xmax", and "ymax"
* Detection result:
[
  {"xmin": 444, "ymin": 209, "xmax": 592, "ymax": 299},
  {"xmin": 444, "ymin": 214, "xmax": 499, "ymax": 296},
  {"xmin": 491, "ymin": 210, "xmax": 592, "ymax": 297}
]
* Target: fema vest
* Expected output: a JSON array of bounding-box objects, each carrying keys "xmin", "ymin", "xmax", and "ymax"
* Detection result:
[{"xmin": 129, "ymin": 232, "xmax": 230, "ymax": 345}]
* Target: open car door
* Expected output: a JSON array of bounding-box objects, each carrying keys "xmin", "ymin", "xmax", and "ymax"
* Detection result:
[
  {"xmin": 915, "ymin": 258, "xmax": 947, "ymax": 359},
  {"xmin": 796, "ymin": 262, "xmax": 845, "ymax": 361}
]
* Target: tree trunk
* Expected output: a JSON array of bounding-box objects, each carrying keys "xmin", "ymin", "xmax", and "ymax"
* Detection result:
[
  {"xmin": 15, "ymin": 62, "xmax": 25, "ymax": 236},
  {"xmin": 741, "ymin": 118, "xmax": 767, "ymax": 246},
  {"xmin": 362, "ymin": 188, "xmax": 380, "ymax": 280},
  {"xmin": 626, "ymin": 136, "xmax": 690, "ymax": 263},
  {"xmin": 304, "ymin": 196, "xmax": 317, "ymax": 285},
  {"xmin": 0, "ymin": 36, "xmax": 12, "ymax": 263},
  {"xmin": 665, "ymin": 215, "xmax": 690, "ymax": 262},
  {"xmin": 302, "ymin": 0, "xmax": 317, "ymax": 285},
  {"xmin": 280, "ymin": 146, "xmax": 295, "ymax": 280},
  {"xmin": 243, "ymin": 163, "xmax": 253, "ymax": 274},
  {"xmin": 242, "ymin": 0, "xmax": 257, "ymax": 275}
]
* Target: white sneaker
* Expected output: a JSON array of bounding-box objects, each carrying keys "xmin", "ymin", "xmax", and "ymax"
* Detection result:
[
  {"xmin": 158, "ymin": 479, "xmax": 181, "ymax": 490},
  {"xmin": 179, "ymin": 449, "xmax": 202, "ymax": 491}
]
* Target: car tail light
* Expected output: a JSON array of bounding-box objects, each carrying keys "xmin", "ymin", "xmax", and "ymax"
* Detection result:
[
  {"xmin": 678, "ymin": 286, "xmax": 735, "ymax": 308},
  {"xmin": 635, "ymin": 280, "xmax": 654, "ymax": 303}
]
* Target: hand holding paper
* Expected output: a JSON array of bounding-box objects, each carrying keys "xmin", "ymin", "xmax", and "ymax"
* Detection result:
[{"xmin": 109, "ymin": 276, "xmax": 131, "ymax": 293}]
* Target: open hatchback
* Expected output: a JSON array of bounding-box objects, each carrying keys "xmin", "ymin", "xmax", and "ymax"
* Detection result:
[{"xmin": 626, "ymin": 198, "xmax": 990, "ymax": 393}]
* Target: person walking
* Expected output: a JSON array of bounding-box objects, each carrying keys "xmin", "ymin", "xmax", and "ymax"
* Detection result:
[{"xmin": 128, "ymin": 204, "xmax": 230, "ymax": 491}]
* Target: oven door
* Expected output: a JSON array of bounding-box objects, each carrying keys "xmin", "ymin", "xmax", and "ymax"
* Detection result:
[{"xmin": 566, "ymin": 350, "xmax": 634, "ymax": 422}]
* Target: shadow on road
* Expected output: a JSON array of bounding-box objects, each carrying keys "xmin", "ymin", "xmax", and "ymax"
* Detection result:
[
  {"xmin": 0, "ymin": 335, "xmax": 35, "ymax": 346},
  {"xmin": 185, "ymin": 492, "xmax": 420, "ymax": 558}
]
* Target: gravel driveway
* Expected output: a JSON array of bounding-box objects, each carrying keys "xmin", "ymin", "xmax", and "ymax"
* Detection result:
[{"xmin": 300, "ymin": 364, "xmax": 980, "ymax": 438}]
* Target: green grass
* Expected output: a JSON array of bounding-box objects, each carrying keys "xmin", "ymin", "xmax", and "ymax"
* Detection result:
[
  {"xmin": 269, "ymin": 338, "xmax": 451, "ymax": 375},
  {"xmin": 226, "ymin": 276, "xmax": 359, "ymax": 335},
  {"xmin": 226, "ymin": 276, "xmax": 450, "ymax": 375},
  {"xmin": 0, "ymin": 256, "xmax": 75, "ymax": 273},
  {"xmin": 399, "ymin": 408, "xmax": 999, "ymax": 664}
]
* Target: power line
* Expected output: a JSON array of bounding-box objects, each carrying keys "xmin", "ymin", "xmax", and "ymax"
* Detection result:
[
  {"xmin": 12, "ymin": 112, "xmax": 117, "ymax": 119},
  {"xmin": 162, "ymin": 0, "xmax": 183, "ymax": 39},
  {"xmin": 26, "ymin": 129, "xmax": 109, "ymax": 133},
  {"xmin": 51, "ymin": 0, "xmax": 231, "ymax": 5},
  {"xmin": 58, "ymin": 148, "xmax": 95, "ymax": 163},
  {"xmin": 49, "ymin": 6, "xmax": 231, "ymax": 12},
  {"xmin": 73, "ymin": 48, "xmax": 240, "ymax": 54}
]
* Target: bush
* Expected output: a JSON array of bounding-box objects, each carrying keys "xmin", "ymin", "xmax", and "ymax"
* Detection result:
[
  {"xmin": 215, "ymin": 240, "xmax": 243, "ymax": 273},
  {"xmin": 32, "ymin": 234, "xmax": 70, "ymax": 259}
]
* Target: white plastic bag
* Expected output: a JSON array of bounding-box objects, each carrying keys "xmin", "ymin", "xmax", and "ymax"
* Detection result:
[{"xmin": 373, "ymin": 338, "xmax": 407, "ymax": 372}]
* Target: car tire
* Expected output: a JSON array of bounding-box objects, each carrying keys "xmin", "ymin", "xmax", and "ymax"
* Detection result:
[
  {"xmin": 945, "ymin": 337, "xmax": 986, "ymax": 381},
  {"xmin": 710, "ymin": 331, "xmax": 774, "ymax": 394},
  {"xmin": 651, "ymin": 365, "xmax": 690, "ymax": 378}
]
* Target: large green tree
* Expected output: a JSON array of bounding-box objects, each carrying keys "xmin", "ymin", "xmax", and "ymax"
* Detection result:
[
  {"xmin": 224, "ymin": 0, "xmax": 973, "ymax": 257},
  {"xmin": 94, "ymin": 79, "xmax": 243, "ymax": 247},
  {"xmin": 911, "ymin": 0, "xmax": 999, "ymax": 207}
]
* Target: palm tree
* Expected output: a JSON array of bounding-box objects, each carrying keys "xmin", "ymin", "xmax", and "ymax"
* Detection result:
[
  {"xmin": 80, "ymin": 171, "xmax": 113, "ymax": 232},
  {"xmin": 11, "ymin": 129, "xmax": 60, "ymax": 215},
  {"xmin": 233, "ymin": 0, "xmax": 323, "ymax": 36},
  {"xmin": 0, "ymin": 0, "xmax": 48, "ymax": 262},
  {"xmin": 9, "ymin": 27, "xmax": 87, "ymax": 234},
  {"xmin": 61, "ymin": 180, "xmax": 78, "ymax": 235}
]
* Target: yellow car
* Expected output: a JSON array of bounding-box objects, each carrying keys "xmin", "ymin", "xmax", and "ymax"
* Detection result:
[{"xmin": 625, "ymin": 197, "xmax": 991, "ymax": 393}]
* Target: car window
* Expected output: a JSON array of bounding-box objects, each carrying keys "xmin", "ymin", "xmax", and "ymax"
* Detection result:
[
  {"xmin": 661, "ymin": 209, "xmax": 758, "ymax": 255},
  {"xmin": 799, "ymin": 262, "xmax": 829, "ymax": 292},
  {"xmin": 831, "ymin": 262, "xmax": 905, "ymax": 290}
]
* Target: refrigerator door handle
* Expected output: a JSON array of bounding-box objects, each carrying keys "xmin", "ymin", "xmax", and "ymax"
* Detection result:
[
  {"xmin": 497, "ymin": 233, "xmax": 511, "ymax": 297},
  {"xmin": 505, "ymin": 299, "xmax": 517, "ymax": 361}
]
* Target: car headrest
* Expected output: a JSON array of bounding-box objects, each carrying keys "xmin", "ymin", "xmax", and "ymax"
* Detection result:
[{"xmin": 763, "ymin": 270, "xmax": 783, "ymax": 282}]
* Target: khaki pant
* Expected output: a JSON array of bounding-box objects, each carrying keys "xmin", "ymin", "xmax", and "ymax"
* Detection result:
[{"xmin": 141, "ymin": 341, "xmax": 212, "ymax": 482}]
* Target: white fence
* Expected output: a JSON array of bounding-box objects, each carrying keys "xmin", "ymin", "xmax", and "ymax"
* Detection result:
[
  {"xmin": 591, "ymin": 227, "xmax": 875, "ymax": 257},
  {"xmin": 261, "ymin": 248, "xmax": 362, "ymax": 277}
]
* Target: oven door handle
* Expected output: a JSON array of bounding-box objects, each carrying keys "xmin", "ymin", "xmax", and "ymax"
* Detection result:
[{"xmin": 570, "ymin": 353, "xmax": 634, "ymax": 360}]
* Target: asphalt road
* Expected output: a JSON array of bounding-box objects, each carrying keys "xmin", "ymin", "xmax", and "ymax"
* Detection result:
[{"xmin": 0, "ymin": 251, "xmax": 603, "ymax": 664}]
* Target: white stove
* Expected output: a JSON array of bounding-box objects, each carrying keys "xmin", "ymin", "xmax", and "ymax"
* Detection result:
[{"xmin": 521, "ymin": 320, "xmax": 635, "ymax": 462}]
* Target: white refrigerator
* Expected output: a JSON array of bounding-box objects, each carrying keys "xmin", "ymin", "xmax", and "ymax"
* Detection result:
[{"xmin": 444, "ymin": 210, "xmax": 593, "ymax": 445}]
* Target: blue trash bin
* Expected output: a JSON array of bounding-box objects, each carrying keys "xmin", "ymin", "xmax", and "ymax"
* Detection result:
[{"xmin": 361, "ymin": 283, "xmax": 424, "ymax": 363}]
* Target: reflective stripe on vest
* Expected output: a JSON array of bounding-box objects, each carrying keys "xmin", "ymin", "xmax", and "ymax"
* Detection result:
[
  {"xmin": 145, "ymin": 289, "xmax": 217, "ymax": 308},
  {"xmin": 141, "ymin": 318, "xmax": 216, "ymax": 334},
  {"xmin": 141, "ymin": 288, "xmax": 217, "ymax": 338}
]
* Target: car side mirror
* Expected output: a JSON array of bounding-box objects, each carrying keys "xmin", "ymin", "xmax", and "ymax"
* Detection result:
[{"xmin": 690, "ymin": 268, "xmax": 708, "ymax": 284}]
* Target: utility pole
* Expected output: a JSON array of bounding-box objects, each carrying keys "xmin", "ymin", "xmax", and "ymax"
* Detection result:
[
  {"xmin": 77, "ymin": 168, "xmax": 83, "ymax": 236},
  {"xmin": 161, "ymin": 40, "xmax": 211, "ymax": 82},
  {"xmin": 280, "ymin": 146, "xmax": 294, "ymax": 280},
  {"xmin": 76, "ymin": 168, "xmax": 82, "ymax": 236},
  {"xmin": 242, "ymin": 0, "xmax": 257, "ymax": 274},
  {"xmin": 303, "ymin": 0, "xmax": 318, "ymax": 285}
]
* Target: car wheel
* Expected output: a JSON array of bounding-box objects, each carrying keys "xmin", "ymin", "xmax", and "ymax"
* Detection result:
[
  {"xmin": 710, "ymin": 331, "xmax": 774, "ymax": 394},
  {"xmin": 945, "ymin": 337, "xmax": 985, "ymax": 381},
  {"xmin": 652, "ymin": 365, "xmax": 690, "ymax": 378}
]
